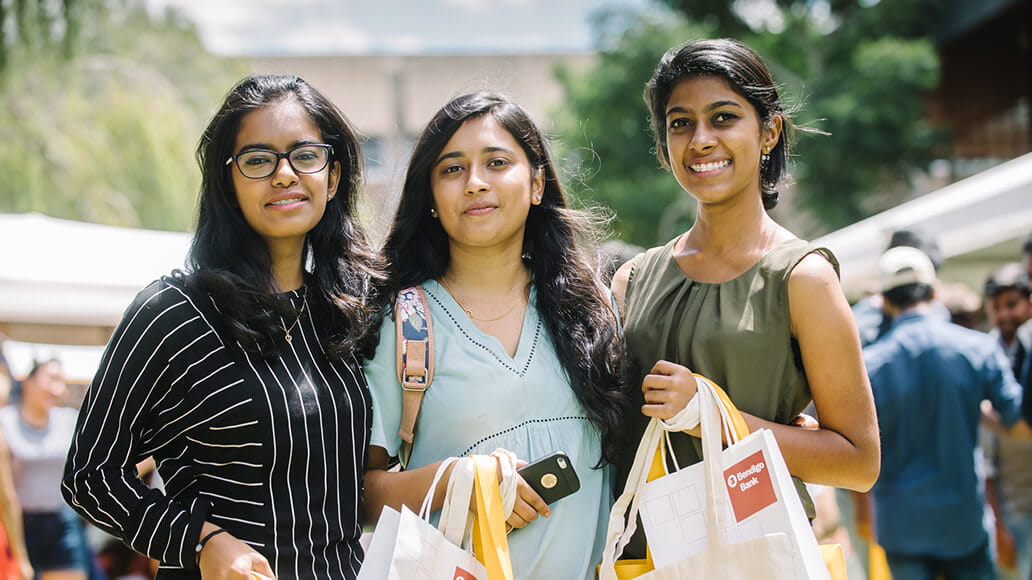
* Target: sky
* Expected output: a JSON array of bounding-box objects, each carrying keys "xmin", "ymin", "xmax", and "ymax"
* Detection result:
[{"xmin": 144, "ymin": 0, "xmax": 655, "ymax": 56}]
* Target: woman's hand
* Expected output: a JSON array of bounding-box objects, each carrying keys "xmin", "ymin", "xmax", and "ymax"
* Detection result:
[
  {"xmin": 198, "ymin": 529, "xmax": 275, "ymax": 580},
  {"xmin": 641, "ymin": 360, "xmax": 697, "ymax": 422},
  {"xmin": 506, "ymin": 460, "xmax": 550, "ymax": 531}
]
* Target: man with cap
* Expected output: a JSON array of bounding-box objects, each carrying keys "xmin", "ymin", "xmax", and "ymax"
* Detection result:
[
  {"xmin": 852, "ymin": 229, "xmax": 950, "ymax": 347},
  {"xmin": 865, "ymin": 246, "xmax": 1024, "ymax": 580}
]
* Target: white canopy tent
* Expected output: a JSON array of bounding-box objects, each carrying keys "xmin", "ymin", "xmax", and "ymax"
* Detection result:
[
  {"xmin": 814, "ymin": 152, "xmax": 1032, "ymax": 299},
  {"xmin": 0, "ymin": 212, "xmax": 191, "ymax": 329},
  {"xmin": 0, "ymin": 213, "xmax": 190, "ymax": 380}
]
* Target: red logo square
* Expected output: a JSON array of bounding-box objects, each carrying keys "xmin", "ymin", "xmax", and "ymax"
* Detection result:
[
  {"xmin": 723, "ymin": 449, "xmax": 777, "ymax": 522},
  {"xmin": 453, "ymin": 566, "xmax": 478, "ymax": 580}
]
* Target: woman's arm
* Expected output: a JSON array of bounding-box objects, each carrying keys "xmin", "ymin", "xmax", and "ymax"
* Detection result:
[
  {"xmin": 362, "ymin": 446, "xmax": 454, "ymax": 525},
  {"xmin": 766, "ymin": 253, "xmax": 880, "ymax": 491},
  {"xmin": 62, "ymin": 282, "xmax": 262, "ymax": 572},
  {"xmin": 0, "ymin": 433, "xmax": 32, "ymax": 580},
  {"xmin": 610, "ymin": 259, "xmax": 635, "ymax": 320}
]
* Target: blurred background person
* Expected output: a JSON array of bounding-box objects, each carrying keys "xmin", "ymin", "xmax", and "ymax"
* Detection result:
[
  {"xmin": 845, "ymin": 229, "xmax": 954, "ymax": 579},
  {"xmin": 941, "ymin": 281, "xmax": 990, "ymax": 331},
  {"xmin": 1023, "ymin": 234, "xmax": 1032, "ymax": 296},
  {"xmin": 853, "ymin": 229, "xmax": 949, "ymax": 347},
  {"xmin": 0, "ymin": 359, "xmax": 89, "ymax": 580},
  {"xmin": 1019, "ymin": 233, "xmax": 1032, "ymax": 424},
  {"xmin": 0, "ymin": 348, "xmax": 32, "ymax": 580},
  {"xmin": 866, "ymin": 247, "xmax": 1024, "ymax": 580},
  {"xmin": 985, "ymin": 263, "xmax": 1031, "ymax": 377},
  {"xmin": 981, "ymin": 262, "xmax": 1032, "ymax": 579}
]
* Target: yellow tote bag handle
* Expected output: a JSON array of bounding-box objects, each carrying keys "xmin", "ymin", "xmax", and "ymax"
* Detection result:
[
  {"xmin": 608, "ymin": 377, "xmax": 745, "ymax": 579},
  {"xmin": 694, "ymin": 374, "xmax": 750, "ymax": 440},
  {"xmin": 471, "ymin": 455, "xmax": 515, "ymax": 580}
]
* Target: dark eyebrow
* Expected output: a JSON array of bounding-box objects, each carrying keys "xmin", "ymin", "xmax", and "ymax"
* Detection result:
[
  {"xmin": 482, "ymin": 146, "xmax": 515, "ymax": 156},
  {"xmin": 434, "ymin": 146, "xmax": 515, "ymax": 167},
  {"xmin": 435, "ymin": 151, "xmax": 464, "ymax": 166},
  {"xmin": 665, "ymin": 100, "xmax": 744, "ymax": 117},
  {"xmin": 237, "ymin": 138, "xmax": 321, "ymax": 153}
]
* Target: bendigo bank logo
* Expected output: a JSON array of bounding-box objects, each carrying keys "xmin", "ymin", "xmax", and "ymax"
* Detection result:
[
  {"xmin": 453, "ymin": 566, "xmax": 478, "ymax": 580},
  {"xmin": 723, "ymin": 450, "xmax": 777, "ymax": 522}
]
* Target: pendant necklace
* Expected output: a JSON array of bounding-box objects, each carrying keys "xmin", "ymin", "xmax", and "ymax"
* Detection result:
[
  {"xmin": 439, "ymin": 277, "xmax": 526, "ymax": 322},
  {"xmin": 282, "ymin": 286, "xmax": 308, "ymax": 344}
]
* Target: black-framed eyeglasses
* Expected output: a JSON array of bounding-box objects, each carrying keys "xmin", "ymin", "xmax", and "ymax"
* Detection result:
[{"xmin": 225, "ymin": 144, "xmax": 334, "ymax": 180}]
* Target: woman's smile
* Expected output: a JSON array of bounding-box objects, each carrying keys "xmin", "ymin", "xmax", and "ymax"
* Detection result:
[
  {"xmin": 265, "ymin": 192, "xmax": 310, "ymax": 210},
  {"xmin": 689, "ymin": 158, "xmax": 732, "ymax": 174}
]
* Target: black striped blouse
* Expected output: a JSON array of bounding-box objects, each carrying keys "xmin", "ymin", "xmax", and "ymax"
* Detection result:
[{"xmin": 62, "ymin": 276, "xmax": 371, "ymax": 579}]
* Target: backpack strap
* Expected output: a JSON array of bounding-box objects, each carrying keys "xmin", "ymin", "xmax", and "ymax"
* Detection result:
[{"xmin": 395, "ymin": 286, "xmax": 435, "ymax": 469}]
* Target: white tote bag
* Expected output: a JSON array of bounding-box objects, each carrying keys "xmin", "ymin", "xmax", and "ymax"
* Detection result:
[
  {"xmin": 600, "ymin": 376, "xmax": 829, "ymax": 580},
  {"xmin": 358, "ymin": 458, "xmax": 487, "ymax": 580}
]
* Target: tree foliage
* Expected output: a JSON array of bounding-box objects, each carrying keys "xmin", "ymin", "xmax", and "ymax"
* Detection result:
[
  {"xmin": 0, "ymin": 0, "xmax": 247, "ymax": 231},
  {"xmin": 728, "ymin": 0, "xmax": 944, "ymax": 229},
  {"xmin": 554, "ymin": 8, "xmax": 714, "ymax": 246},
  {"xmin": 556, "ymin": 0, "xmax": 944, "ymax": 243}
]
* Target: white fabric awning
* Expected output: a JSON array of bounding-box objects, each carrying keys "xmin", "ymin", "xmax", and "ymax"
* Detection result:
[
  {"xmin": 0, "ymin": 213, "xmax": 191, "ymax": 326},
  {"xmin": 814, "ymin": 152, "xmax": 1032, "ymax": 297}
]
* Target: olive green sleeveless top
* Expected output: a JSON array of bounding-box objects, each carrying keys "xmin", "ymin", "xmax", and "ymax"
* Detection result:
[{"xmin": 620, "ymin": 236, "xmax": 838, "ymax": 525}]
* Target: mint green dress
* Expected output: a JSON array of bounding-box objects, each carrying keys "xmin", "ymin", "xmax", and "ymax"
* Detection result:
[
  {"xmin": 617, "ymin": 237, "xmax": 835, "ymax": 556},
  {"xmin": 364, "ymin": 280, "xmax": 612, "ymax": 580}
]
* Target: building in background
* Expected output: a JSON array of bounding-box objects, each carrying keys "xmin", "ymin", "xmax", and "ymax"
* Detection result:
[
  {"xmin": 931, "ymin": 0, "xmax": 1030, "ymax": 171},
  {"xmin": 249, "ymin": 52, "xmax": 594, "ymax": 237}
]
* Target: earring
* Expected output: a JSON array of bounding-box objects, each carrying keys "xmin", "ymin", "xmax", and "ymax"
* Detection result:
[
  {"xmin": 533, "ymin": 196, "xmax": 542, "ymax": 204},
  {"xmin": 430, "ymin": 208, "xmax": 438, "ymax": 218},
  {"xmin": 761, "ymin": 152, "xmax": 770, "ymax": 164}
]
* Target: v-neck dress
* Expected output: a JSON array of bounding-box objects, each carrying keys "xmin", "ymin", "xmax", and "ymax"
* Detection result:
[{"xmin": 364, "ymin": 280, "xmax": 612, "ymax": 580}]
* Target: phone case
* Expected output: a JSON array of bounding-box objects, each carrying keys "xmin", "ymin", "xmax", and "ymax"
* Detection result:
[{"xmin": 517, "ymin": 451, "xmax": 580, "ymax": 504}]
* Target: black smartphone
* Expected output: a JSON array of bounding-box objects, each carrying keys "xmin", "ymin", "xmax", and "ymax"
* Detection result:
[{"xmin": 517, "ymin": 451, "xmax": 580, "ymax": 505}]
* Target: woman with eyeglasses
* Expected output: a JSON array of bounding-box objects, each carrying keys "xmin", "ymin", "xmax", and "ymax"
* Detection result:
[{"xmin": 63, "ymin": 74, "xmax": 385, "ymax": 580}]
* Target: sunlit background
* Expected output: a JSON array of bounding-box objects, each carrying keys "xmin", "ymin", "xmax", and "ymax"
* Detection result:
[{"xmin": 1, "ymin": 0, "xmax": 1030, "ymax": 384}]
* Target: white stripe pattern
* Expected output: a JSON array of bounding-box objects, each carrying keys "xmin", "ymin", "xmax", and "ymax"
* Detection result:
[{"xmin": 63, "ymin": 277, "xmax": 370, "ymax": 578}]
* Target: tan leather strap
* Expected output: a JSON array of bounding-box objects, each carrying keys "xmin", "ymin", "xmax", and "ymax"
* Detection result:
[{"xmin": 395, "ymin": 286, "xmax": 435, "ymax": 468}]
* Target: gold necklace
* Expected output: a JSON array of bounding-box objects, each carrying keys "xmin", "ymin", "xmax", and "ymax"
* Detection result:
[
  {"xmin": 439, "ymin": 277, "xmax": 526, "ymax": 322},
  {"xmin": 282, "ymin": 286, "xmax": 308, "ymax": 344}
]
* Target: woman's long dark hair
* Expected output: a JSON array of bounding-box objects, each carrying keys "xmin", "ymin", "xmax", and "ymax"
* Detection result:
[
  {"xmin": 186, "ymin": 74, "xmax": 385, "ymax": 359},
  {"xmin": 645, "ymin": 38, "xmax": 796, "ymax": 210},
  {"xmin": 380, "ymin": 92, "xmax": 630, "ymax": 465}
]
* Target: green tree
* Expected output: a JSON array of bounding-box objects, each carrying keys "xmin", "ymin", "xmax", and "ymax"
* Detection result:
[
  {"xmin": 554, "ymin": 7, "xmax": 713, "ymax": 246},
  {"xmin": 0, "ymin": 1, "xmax": 247, "ymax": 231},
  {"xmin": 0, "ymin": 0, "xmax": 85, "ymax": 71},
  {"xmin": 556, "ymin": 0, "xmax": 943, "ymax": 243}
]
